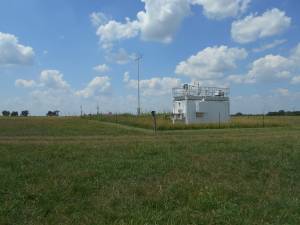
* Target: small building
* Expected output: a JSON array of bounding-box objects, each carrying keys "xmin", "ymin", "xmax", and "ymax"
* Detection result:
[{"xmin": 172, "ymin": 84, "xmax": 230, "ymax": 124}]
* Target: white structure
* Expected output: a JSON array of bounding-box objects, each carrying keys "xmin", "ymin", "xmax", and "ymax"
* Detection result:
[{"xmin": 172, "ymin": 84, "xmax": 230, "ymax": 124}]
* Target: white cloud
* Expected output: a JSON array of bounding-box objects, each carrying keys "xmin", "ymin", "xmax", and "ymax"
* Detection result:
[
  {"xmin": 246, "ymin": 54, "xmax": 292, "ymax": 83},
  {"xmin": 93, "ymin": 64, "xmax": 110, "ymax": 73},
  {"xmin": 226, "ymin": 75, "xmax": 245, "ymax": 84},
  {"xmin": 291, "ymin": 43, "xmax": 300, "ymax": 63},
  {"xmin": 15, "ymin": 79, "xmax": 36, "ymax": 88},
  {"xmin": 14, "ymin": 70, "xmax": 114, "ymax": 114},
  {"xmin": 231, "ymin": 8, "xmax": 291, "ymax": 43},
  {"xmin": 175, "ymin": 45, "xmax": 247, "ymax": 80},
  {"xmin": 137, "ymin": 0, "xmax": 191, "ymax": 43},
  {"xmin": 252, "ymin": 39, "xmax": 286, "ymax": 53},
  {"xmin": 291, "ymin": 76, "xmax": 300, "ymax": 85},
  {"xmin": 105, "ymin": 48, "xmax": 136, "ymax": 64},
  {"xmin": 123, "ymin": 72, "xmax": 130, "ymax": 82},
  {"xmin": 0, "ymin": 32, "xmax": 34, "ymax": 66},
  {"xmin": 90, "ymin": 12, "xmax": 108, "ymax": 27},
  {"xmin": 229, "ymin": 43, "xmax": 300, "ymax": 84},
  {"xmin": 191, "ymin": 0, "xmax": 250, "ymax": 20},
  {"xmin": 76, "ymin": 76, "xmax": 111, "ymax": 98},
  {"xmin": 96, "ymin": 18, "xmax": 140, "ymax": 49},
  {"xmin": 229, "ymin": 56, "xmax": 292, "ymax": 84},
  {"xmin": 93, "ymin": 0, "xmax": 253, "ymax": 48},
  {"xmin": 94, "ymin": 0, "xmax": 190, "ymax": 48},
  {"xmin": 40, "ymin": 70, "xmax": 70, "ymax": 90},
  {"xmin": 124, "ymin": 74, "xmax": 181, "ymax": 96},
  {"xmin": 16, "ymin": 70, "xmax": 112, "ymax": 100}
]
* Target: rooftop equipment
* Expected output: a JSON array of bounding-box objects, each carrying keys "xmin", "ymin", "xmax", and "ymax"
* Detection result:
[{"xmin": 172, "ymin": 84, "xmax": 230, "ymax": 124}]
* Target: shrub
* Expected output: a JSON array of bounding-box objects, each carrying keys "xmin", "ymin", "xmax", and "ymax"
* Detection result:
[
  {"xmin": 21, "ymin": 110, "xmax": 29, "ymax": 117},
  {"xmin": 2, "ymin": 111, "xmax": 10, "ymax": 116},
  {"xmin": 11, "ymin": 111, "xmax": 19, "ymax": 117}
]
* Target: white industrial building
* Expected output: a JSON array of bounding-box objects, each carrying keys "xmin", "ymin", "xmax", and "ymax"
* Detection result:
[{"xmin": 172, "ymin": 84, "xmax": 230, "ymax": 124}]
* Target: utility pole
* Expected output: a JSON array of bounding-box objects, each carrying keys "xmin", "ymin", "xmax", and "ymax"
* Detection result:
[
  {"xmin": 135, "ymin": 54, "xmax": 143, "ymax": 115},
  {"xmin": 80, "ymin": 105, "xmax": 83, "ymax": 117},
  {"xmin": 97, "ymin": 104, "xmax": 99, "ymax": 116}
]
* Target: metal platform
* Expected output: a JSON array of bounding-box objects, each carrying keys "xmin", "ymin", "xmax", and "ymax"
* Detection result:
[
  {"xmin": 172, "ymin": 84, "xmax": 230, "ymax": 99},
  {"xmin": 173, "ymin": 96, "xmax": 229, "ymax": 101}
]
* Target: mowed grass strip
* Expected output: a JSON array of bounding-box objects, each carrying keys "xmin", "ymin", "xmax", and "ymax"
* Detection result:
[
  {"xmin": 87, "ymin": 114, "xmax": 300, "ymax": 130},
  {"xmin": 0, "ymin": 117, "xmax": 300, "ymax": 225},
  {"xmin": 0, "ymin": 117, "xmax": 146, "ymax": 137}
]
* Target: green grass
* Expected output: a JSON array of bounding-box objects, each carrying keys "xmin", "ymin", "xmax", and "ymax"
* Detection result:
[
  {"xmin": 86, "ymin": 114, "xmax": 300, "ymax": 130},
  {"xmin": 0, "ymin": 116, "xmax": 144, "ymax": 136},
  {"xmin": 0, "ymin": 116, "xmax": 300, "ymax": 224}
]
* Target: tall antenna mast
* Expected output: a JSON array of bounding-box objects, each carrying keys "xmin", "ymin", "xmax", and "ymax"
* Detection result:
[{"xmin": 135, "ymin": 54, "xmax": 143, "ymax": 115}]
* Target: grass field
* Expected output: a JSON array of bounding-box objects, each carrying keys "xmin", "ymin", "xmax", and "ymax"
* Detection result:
[
  {"xmin": 0, "ymin": 116, "xmax": 300, "ymax": 225},
  {"xmin": 87, "ymin": 113, "xmax": 300, "ymax": 130}
]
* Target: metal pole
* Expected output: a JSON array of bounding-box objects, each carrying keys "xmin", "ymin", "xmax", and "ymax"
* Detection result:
[
  {"xmin": 135, "ymin": 55, "xmax": 142, "ymax": 115},
  {"xmin": 138, "ymin": 58, "xmax": 140, "ymax": 115},
  {"xmin": 151, "ymin": 111, "xmax": 157, "ymax": 134}
]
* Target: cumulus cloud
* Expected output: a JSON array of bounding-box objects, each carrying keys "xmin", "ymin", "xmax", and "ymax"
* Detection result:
[
  {"xmin": 0, "ymin": 32, "xmax": 34, "ymax": 66},
  {"xmin": 76, "ymin": 76, "xmax": 111, "ymax": 98},
  {"xmin": 90, "ymin": 12, "xmax": 108, "ymax": 27},
  {"xmin": 40, "ymin": 70, "xmax": 70, "ymax": 90},
  {"xmin": 231, "ymin": 8, "xmax": 291, "ymax": 43},
  {"xmin": 136, "ymin": 0, "xmax": 191, "ymax": 43},
  {"xmin": 229, "ymin": 43, "xmax": 300, "ymax": 84},
  {"xmin": 226, "ymin": 75, "xmax": 245, "ymax": 84},
  {"xmin": 93, "ymin": 0, "xmax": 253, "ymax": 48},
  {"xmin": 96, "ymin": 18, "xmax": 140, "ymax": 49},
  {"xmin": 252, "ymin": 39, "xmax": 286, "ymax": 53},
  {"xmin": 15, "ymin": 79, "xmax": 36, "ymax": 88},
  {"xmin": 93, "ymin": 64, "xmax": 110, "ymax": 73},
  {"xmin": 105, "ymin": 48, "xmax": 136, "ymax": 64},
  {"xmin": 15, "ymin": 70, "xmax": 112, "ymax": 100},
  {"xmin": 246, "ymin": 55, "xmax": 292, "ymax": 83},
  {"xmin": 229, "ymin": 55, "xmax": 292, "ymax": 84},
  {"xmin": 14, "ymin": 70, "xmax": 72, "ymax": 114},
  {"xmin": 291, "ymin": 43, "xmax": 300, "ymax": 62},
  {"xmin": 191, "ymin": 0, "xmax": 250, "ymax": 20},
  {"xmin": 124, "ymin": 73, "xmax": 181, "ymax": 96},
  {"xmin": 175, "ymin": 45, "xmax": 247, "ymax": 80},
  {"xmin": 14, "ymin": 70, "xmax": 114, "ymax": 114},
  {"xmin": 94, "ymin": 0, "xmax": 190, "ymax": 48}
]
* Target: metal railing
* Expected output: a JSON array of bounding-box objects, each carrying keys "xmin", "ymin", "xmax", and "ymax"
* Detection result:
[{"xmin": 172, "ymin": 85, "xmax": 230, "ymax": 98}]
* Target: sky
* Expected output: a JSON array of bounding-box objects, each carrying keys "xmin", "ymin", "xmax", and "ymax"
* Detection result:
[{"xmin": 0, "ymin": 0, "xmax": 300, "ymax": 115}]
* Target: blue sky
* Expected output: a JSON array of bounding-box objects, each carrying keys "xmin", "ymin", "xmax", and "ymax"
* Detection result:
[{"xmin": 0, "ymin": 0, "xmax": 300, "ymax": 115}]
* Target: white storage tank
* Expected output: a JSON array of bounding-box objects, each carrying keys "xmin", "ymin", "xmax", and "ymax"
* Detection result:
[{"xmin": 172, "ymin": 84, "xmax": 230, "ymax": 124}]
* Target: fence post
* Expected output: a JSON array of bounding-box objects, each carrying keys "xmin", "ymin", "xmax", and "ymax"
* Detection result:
[{"xmin": 151, "ymin": 111, "xmax": 157, "ymax": 134}]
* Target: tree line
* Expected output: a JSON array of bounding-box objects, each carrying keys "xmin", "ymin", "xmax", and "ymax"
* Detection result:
[
  {"xmin": 1, "ymin": 110, "xmax": 60, "ymax": 117},
  {"xmin": 2, "ymin": 110, "xmax": 29, "ymax": 117},
  {"xmin": 233, "ymin": 110, "xmax": 300, "ymax": 116}
]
